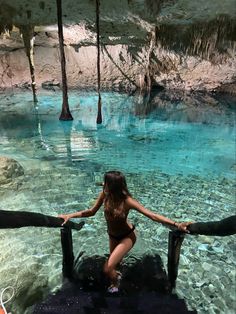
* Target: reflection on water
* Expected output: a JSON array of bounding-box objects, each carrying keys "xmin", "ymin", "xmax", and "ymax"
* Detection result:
[
  {"xmin": 0, "ymin": 89, "xmax": 235, "ymax": 314},
  {"xmin": 1, "ymin": 89, "xmax": 235, "ymax": 178}
]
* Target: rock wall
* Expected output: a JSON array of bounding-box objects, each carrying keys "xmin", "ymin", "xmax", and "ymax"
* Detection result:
[
  {"xmin": 0, "ymin": 21, "xmax": 235, "ymax": 93},
  {"xmin": 0, "ymin": 40, "xmax": 233, "ymax": 93}
]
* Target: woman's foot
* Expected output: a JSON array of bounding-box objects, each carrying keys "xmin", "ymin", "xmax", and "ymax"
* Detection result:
[
  {"xmin": 107, "ymin": 271, "xmax": 122, "ymax": 293},
  {"xmin": 107, "ymin": 284, "xmax": 119, "ymax": 293},
  {"xmin": 116, "ymin": 271, "xmax": 122, "ymax": 281}
]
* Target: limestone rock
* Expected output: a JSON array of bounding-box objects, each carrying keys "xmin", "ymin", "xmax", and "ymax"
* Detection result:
[
  {"xmin": 0, "ymin": 1, "xmax": 235, "ymax": 92},
  {"xmin": 0, "ymin": 156, "xmax": 24, "ymax": 185}
]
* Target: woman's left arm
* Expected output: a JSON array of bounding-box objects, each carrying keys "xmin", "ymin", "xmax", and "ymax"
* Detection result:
[{"xmin": 127, "ymin": 197, "xmax": 191, "ymax": 232}]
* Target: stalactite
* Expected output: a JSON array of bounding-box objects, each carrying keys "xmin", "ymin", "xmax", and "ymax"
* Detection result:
[
  {"xmin": 56, "ymin": 0, "xmax": 73, "ymax": 121},
  {"xmin": 0, "ymin": 24, "xmax": 13, "ymax": 35},
  {"xmin": 156, "ymin": 16, "xmax": 236, "ymax": 61},
  {"xmin": 0, "ymin": 3, "xmax": 15, "ymax": 35},
  {"xmin": 19, "ymin": 24, "xmax": 38, "ymax": 103},
  {"xmin": 144, "ymin": 0, "xmax": 162, "ymax": 16},
  {"xmin": 140, "ymin": 27, "xmax": 156, "ymax": 104},
  {"xmin": 146, "ymin": 28, "xmax": 156, "ymax": 92},
  {"xmin": 136, "ymin": 28, "xmax": 156, "ymax": 112},
  {"xmin": 96, "ymin": 0, "xmax": 102, "ymax": 124}
]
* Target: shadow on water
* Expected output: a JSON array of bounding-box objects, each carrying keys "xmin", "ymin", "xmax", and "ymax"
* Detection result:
[
  {"xmin": 73, "ymin": 253, "xmax": 169, "ymax": 294},
  {"xmin": 133, "ymin": 89, "xmax": 236, "ymax": 125}
]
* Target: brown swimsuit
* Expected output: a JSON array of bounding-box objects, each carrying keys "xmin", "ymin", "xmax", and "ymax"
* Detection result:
[
  {"xmin": 104, "ymin": 203, "xmax": 135, "ymax": 241},
  {"xmin": 108, "ymin": 224, "xmax": 135, "ymax": 241}
]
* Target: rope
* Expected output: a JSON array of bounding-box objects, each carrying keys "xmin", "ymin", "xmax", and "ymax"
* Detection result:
[{"xmin": 0, "ymin": 286, "xmax": 14, "ymax": 314}]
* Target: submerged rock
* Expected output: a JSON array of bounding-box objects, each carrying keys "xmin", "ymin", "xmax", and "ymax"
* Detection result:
[{"xmin": 0, "ymin": 156, "xmax": 24, "ymax": 185}]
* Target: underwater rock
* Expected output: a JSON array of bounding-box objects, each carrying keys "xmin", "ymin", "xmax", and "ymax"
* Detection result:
[{"xmin": 0, "ymin": 156, "xmax": 24, "ymax": 186}]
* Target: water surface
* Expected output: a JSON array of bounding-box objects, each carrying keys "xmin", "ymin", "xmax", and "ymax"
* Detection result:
[{"xmin": 0, "ymin": 90, "xmax": 235, "ymax": 313}]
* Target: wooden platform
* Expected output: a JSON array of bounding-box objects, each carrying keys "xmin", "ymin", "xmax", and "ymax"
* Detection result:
[{"xmin": 33, "ymin": 280, "xmax": 197, "ymax": 314}]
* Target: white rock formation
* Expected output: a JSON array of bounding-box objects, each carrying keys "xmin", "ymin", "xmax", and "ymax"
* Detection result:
[{"xmin": 0, "ymin": 0, "xmax": 235, "ymax": 92}]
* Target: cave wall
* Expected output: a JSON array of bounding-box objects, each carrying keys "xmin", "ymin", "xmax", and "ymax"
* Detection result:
[
  {"xmin": 0, "ymin": 26, "xmax": 235, "ymax": 93},
  {"xmin": 0, "ymin": 0, "xmax": 235, "ymax": 93}
]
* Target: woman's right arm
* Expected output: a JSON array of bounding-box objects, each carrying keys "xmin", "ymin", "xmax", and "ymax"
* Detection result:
[{"xmin": 58, "ymin": 192, "xmax": 104, "ymax": 225}]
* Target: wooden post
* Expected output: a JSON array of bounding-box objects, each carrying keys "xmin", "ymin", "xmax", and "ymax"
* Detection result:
[
  {"xmin": 167, "ymin": 230, "xmax": 185, "ymax": 291},
  {"xmin": 60, "ymin": 227, "xmax": 74, "ymax": 279}
]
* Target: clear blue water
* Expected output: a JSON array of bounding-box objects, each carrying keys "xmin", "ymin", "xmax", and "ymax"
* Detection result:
[
  {"xmin": 0, "ymin": 90, "xmax": 235, "ymax": 314},
  {"xmin": 1, "ymin": 90, "xmax": 235, "ymax": 178}
]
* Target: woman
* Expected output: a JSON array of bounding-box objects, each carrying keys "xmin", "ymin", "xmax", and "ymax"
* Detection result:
[{"xmin": 58, "ymin": 170, "xmax": 191, "ymax": 293}]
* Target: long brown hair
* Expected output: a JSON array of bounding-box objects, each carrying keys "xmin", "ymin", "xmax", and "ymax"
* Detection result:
[{"xmin": 103, "ymin": 171, "xmax": 131, "ymax": 209}]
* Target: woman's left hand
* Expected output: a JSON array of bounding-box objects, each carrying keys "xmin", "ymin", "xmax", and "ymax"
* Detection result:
[{"xmin": 176, "ymin": 222, "xmax": 193, "ymax": 233}]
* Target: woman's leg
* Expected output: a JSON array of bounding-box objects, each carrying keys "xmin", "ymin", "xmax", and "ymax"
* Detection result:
[
  {"xmin": 109, "ymin": 237, "xmax": 119, "ymax": 254},
  {"xmin": 104, "ymin": 232, "xmax": 136, "ymax": 287}
]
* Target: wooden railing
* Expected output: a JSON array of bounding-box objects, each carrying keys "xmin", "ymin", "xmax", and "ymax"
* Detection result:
[
  {"xmin": 1, "ymin": 210, "xmax": 235, "ymax": 291},
  {"xmin": 167, "ymin": 215, "xmax": 236, "ymax": 290},
  {"xmin": 0, "ymin": 209, "xmax": 84, "ymax": 230},
  {"xmin": 60, "ymin": 226, "xmax": 75, "ymax": 278},
  {"xmin": 0, "ymin": 209, "xmax": 84, "ymax": 279}
]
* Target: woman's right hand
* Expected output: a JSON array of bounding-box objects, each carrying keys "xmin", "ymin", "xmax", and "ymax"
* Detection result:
[{"xmin": 58, "ymin": 214, "xmax": 71, "ymax": 226}]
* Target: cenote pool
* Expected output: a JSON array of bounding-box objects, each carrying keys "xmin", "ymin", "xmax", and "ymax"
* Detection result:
[{"xmin": 0, "ymin": 90, "xmax": 235, "ymax": 313}]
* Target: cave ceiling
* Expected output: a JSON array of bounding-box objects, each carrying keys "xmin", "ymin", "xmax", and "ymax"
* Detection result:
[{"xmin": 0, "ymin": 0, "xmax": 235, "ymax": 40}]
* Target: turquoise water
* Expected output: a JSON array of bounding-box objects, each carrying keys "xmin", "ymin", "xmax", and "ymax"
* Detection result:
[{"xmin": 0, "ymin": 90, "xmax": 235, "ymax": 313}]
